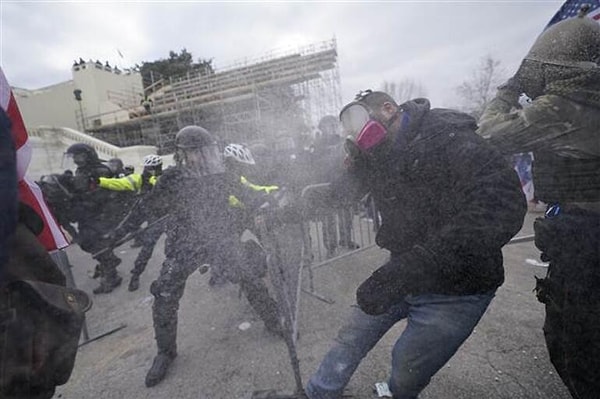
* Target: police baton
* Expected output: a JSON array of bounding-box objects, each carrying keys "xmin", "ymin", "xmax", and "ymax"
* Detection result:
[{"xmin": 91, "ymin": 215, "xmax": 169, "ymax": 259}]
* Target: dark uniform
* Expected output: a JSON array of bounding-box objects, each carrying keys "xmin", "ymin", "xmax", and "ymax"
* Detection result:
[
  {"xmin": 98, "ymin": 159, "xmax": 162, "ymax": 291},
  {"xmin": 478, "ymin": 11, "xmax": 600, "ymax": 398},
  {"xmin": 65, "ymin": 143, "xmax": 124, "ymax": 294},
  {"xmin": 138, "ymin": 126, "xmax": 282, "ymax": 387}
]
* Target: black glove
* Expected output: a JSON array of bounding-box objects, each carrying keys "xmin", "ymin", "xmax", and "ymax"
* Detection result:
[
  {"xmin": 356, "ymin": 249, "xmax": 439, "ymax": 316},
  {"xmin": 356, "ymin": 261, "xmax": 406, "ymax": 316}
]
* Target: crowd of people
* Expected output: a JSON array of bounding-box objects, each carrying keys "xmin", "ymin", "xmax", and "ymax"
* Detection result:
[
  {"xmin": 34, "ymin": 120, "xmax": 364, "ymax": 388},
  {"xmin": 1, "ymin": 6, "xmax": 599, "ymax": 399}
]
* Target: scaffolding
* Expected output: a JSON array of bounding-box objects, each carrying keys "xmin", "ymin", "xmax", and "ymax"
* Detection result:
[{"xmin": 87, "ymin": 38, "xmax": 342, "ymax": 153}]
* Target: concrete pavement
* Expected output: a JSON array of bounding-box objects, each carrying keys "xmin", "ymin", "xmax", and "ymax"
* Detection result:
[{"xmin": 54, "ymin": 211, "xmax": 571, "ymax": 399}]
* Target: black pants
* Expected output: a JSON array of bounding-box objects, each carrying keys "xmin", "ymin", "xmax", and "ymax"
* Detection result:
[
  {"xmin": 131, "ymin": 223, "xmax": 163, "ymax": 277},
  {"xmin": 534, "ymin": 209, "xmax": 600, "ymax": 399},
  {"xmin": 149, "ymin": 238, "xmax": 279, "ymax": 355},
  {"xmin": 77, "ymin": 222, "xmax": 120, "ymax": 280}
]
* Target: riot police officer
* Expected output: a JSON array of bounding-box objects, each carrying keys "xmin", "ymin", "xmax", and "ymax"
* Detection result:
[
  {"xmin": 64, "ymin": 143, "xmax": 124, "ymax": 294},
  {"xmin": 135, "ymin": 126, "xmax": 282, "ymax": 387}
]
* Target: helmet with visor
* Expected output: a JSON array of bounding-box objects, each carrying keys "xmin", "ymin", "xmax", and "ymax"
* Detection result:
[{"xmin": 174, "ymin": 126, "xmax": 225, "ymax": 175}]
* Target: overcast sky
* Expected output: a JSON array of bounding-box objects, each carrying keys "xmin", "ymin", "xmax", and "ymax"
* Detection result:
[{"xmin": 0, "ymin": 1, "xmax": 564, "ymax": 108}]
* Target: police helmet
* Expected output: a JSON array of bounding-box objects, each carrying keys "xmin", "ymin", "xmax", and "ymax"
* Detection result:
[
  {"xmin": 65, "ymin": 143, "xmax": 99, "ymax": 164},
  {"xmin": 175, "ymin": 126, "xmax": 216, "ymax": 149}
]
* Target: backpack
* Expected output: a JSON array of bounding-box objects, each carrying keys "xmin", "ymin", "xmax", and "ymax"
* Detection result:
[{"xmin": 0, "ymin": 204, "xmax": 91, "ymax": 399}]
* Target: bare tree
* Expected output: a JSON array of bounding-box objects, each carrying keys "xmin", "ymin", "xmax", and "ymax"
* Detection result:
[
  {"xmin": 381, "ymin": 79, "xmax": 427, "ymax": 104},
  {"xmin": 456, "ymin": 55, "xmax": 507, "ymax": 119}
]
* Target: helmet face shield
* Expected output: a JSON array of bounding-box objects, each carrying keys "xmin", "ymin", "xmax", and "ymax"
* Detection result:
[
  {"xmin": 62, "ymin": 152, "xmax": 84, "ymax": 169},
  {"xmin": 201, "ymin": 144, "xmax": 225, "ymax": 175},
  {"xmin": 182, "ymin": 144, "xmax": 225, "ymax": 175}
]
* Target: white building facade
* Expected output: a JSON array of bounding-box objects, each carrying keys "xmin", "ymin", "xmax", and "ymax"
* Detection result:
[{"xmin": 13, "ymin": 61, "xmax": 144, "ymax": 131}]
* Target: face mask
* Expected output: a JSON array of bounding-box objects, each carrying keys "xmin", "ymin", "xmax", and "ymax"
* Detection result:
[{"xmin": 339, "ymin": 103, "xmax": 389, "ymax": 152}]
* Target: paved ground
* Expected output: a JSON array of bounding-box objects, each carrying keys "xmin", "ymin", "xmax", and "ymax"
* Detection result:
[{"xmin": 54, "ymin": 211, "xmax": 571, "ymax": 399}]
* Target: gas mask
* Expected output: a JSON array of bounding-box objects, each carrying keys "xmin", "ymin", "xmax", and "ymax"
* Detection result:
[{"xmin": 339, "ymin": 90, "xmax": 401, "ymax": 159}]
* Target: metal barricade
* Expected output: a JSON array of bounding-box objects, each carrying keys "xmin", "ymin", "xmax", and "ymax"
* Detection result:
[
  {"xmin": 250, "ymin": 183, "xmax": 381, "ymax": 398},
  {"xmin": 300, "ymin": 184, "xmax": 379, "ymax": 265},
  {"xmin": 298, "ymin": 184, "xmax": 380, "ymax": 305}
]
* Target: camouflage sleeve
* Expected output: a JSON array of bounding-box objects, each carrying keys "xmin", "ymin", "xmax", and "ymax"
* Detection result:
[
  {"xmin": 476, "ymin": 78, "xmax": 522, "ymax": 140},
  {"xmin": 478, "ymin": 92, "xmax": 597, "ymax": 157}
]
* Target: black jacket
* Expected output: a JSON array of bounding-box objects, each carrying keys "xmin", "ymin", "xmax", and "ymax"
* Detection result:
[
  {"xmin": 137, "ymin": 167, "xmax": 258, "ymax": 261},
  {"xmin": 72, "ymin": 162, "xmax": 138, "ymax": 230},
  {"xmin": 334, "ymin": 98, "xmax": 527, "ymax": 296}
]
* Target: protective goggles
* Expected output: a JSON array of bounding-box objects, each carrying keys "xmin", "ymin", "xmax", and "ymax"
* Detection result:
[{"xmin": 339, "ymin": 103, "xmax": 387, "ymax": 152}]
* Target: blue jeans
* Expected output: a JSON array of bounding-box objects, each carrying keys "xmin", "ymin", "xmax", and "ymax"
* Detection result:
[{"xmin": 306, "ymin": 291, "xmax": 495, "ymax": 399}]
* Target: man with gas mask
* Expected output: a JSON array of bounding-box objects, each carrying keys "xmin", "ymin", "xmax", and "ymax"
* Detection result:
[
  {"xmin": 63, "ymin": 143, "xmax": 124, "ymax": 294},
  {"xmin": 478, "ymin": 9, "xmax": 600, "ymax": 398},
  {"xmin": 304, "ymin": 90, "xmax": 526, "ymax": 399},
  {"xmin": 129, "ymin": 126, "xmax": 282, "ymax": 387}
]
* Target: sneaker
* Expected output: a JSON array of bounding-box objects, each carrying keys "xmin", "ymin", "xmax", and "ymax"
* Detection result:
[
  {"xmin": 93, "ymin": 276, "xmax": 122, "ymax": 294},
  {"xmin": 145, "ymin": 353, "xmax": 176, "ymax": 387}
]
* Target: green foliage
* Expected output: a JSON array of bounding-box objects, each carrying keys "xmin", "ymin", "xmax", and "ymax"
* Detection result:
[{"xmin": 139, "ymin": 49, "xmax": 214, "ymax": 89}]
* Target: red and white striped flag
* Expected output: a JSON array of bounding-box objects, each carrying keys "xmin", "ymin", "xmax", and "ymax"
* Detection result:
[{"xmin": 0, "ymin": 67, "xmax": 69, "ymax": 252}]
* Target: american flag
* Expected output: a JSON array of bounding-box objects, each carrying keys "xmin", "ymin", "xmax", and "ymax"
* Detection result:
[
  {"xmin": 0, "ymin": 67, "xmax": 69, "ymax": 252},
  {"xmin": 546, "ymin": 0, "xmax": 600, "ymax": 28}
]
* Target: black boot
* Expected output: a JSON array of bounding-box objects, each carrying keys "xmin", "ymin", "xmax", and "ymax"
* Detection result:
[
  {"xmin": 128, "ymin": 274, "xmax": 140, "ymax": 292},
  {"xmin": 147, "ymin": 299, "xmax": 179, "ymax": 387},
  {"xmin": 145, "ymin": 352, "xmax": 176, "ymax": 387},
  {"xmin": 93, "ymin": 255, "xmax": 122, "ymax": 294},
  {"xmin": 93, "ymin": 275, "xmax": 122, "ymax": 294},
  {"xmin": 91, "ymin": 264, "xmax": 101, "ymax": 279}
]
